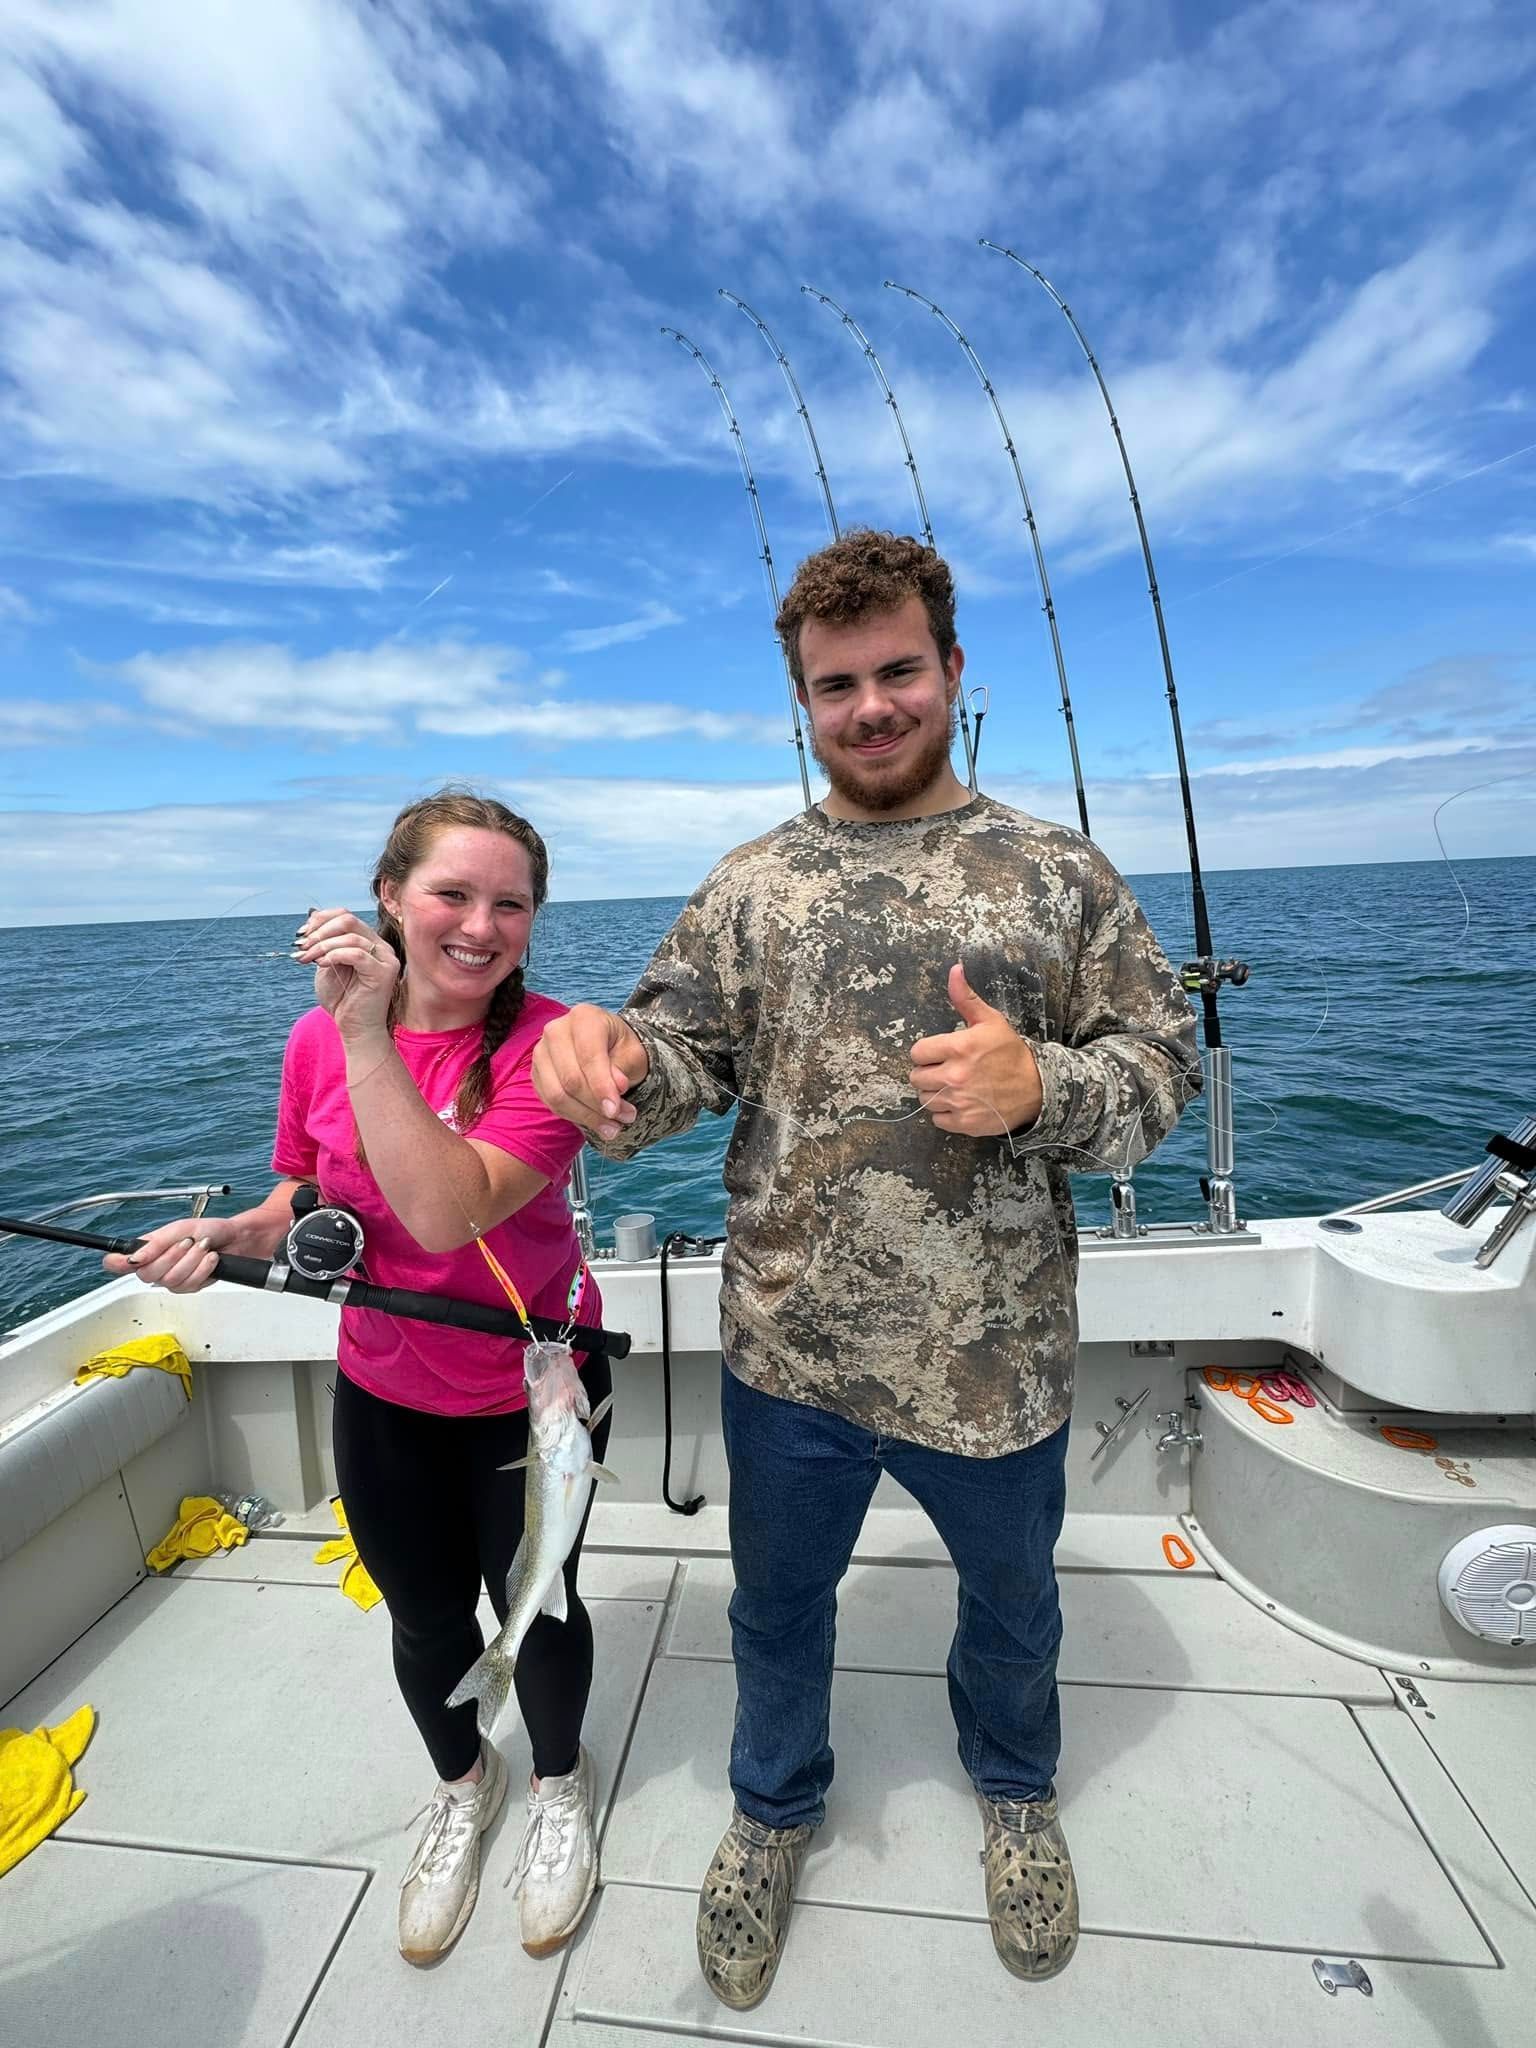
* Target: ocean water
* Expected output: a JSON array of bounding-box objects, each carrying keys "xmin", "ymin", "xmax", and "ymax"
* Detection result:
[{"xmin": 2, "ymin": 854, "xmax": 1532, "ymax": 1332}]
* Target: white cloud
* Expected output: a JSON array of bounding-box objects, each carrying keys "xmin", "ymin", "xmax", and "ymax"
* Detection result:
[
  {"xmin": 836, "ymin": 235, "xmax": 1524, "ymax": 580},
  {"xmin": 0, "ymin": 204, "xmax": 360, "ymax": 500},
  {"xmin": 0, "ymin": 56, "xmax": 85, "ymax": 210},
  {"xmin": 561, "ymin": 603, "xmax": 683, "ymax": 653},
  {"xmin": 0, "ymin": 778, "xmax": 812, "ymax": 923},
  {"xmin": 0, "ymin": 699, "xmax": 125, "ymax": 744},
  {"xmin": 6, "ymin": 729, "xmax": 1533, "ymax": 927},
  {"xmin": 0, "ymin": 583, "xmax": 35, "ymax": 620},
  {"xmin": 0, "ymin": 4, "xmax": 557, "ymax": 509},
  {"xmin": 1183, "ymin": 738, "xmax": 1497, "ymax": 779},
  {"xmin": 104, "ymin": 635, "xmax": 780, "ymax": 747},
  {"xmin": 537, "ymin": 569, "xmax": 606, "ymax": 599},
  {"xmin": 0, "ymin": 0, "xmax": 1528, "ymax": 679},
  {"xmin": 420, "ymin": 699, "xmax": 781, "ymax": 744},
  {"xmin": 3, "ymin": 1, "xmax": 530, "ymax": 303},
  {"xmin": 53, "ymin": 580, "xmax": 276, "ymax": 628},
  {"xmin": 537, "ymin": 0, "xmax": 806, "ymax": 218}
]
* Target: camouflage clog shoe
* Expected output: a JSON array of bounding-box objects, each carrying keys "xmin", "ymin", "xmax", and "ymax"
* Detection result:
[
  {"xmin": 696, "ymin": 1809, "xmax": 814, "ymax": 2010},
  {"xmin": 978, "ymin": 1788, "xmax": 1080, "ymax": 1982}
]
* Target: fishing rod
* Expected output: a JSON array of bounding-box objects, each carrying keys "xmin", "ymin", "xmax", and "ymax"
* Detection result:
[
  {"xmin": 977, "ymin": 241, "xmax": 1248, "ymax": 1049},
  {"xmin": 718, "ymin": 290, "xmax": 841, "ymax": 542},
  {"xmin": 662, "ymin": 326, "xmax": 813, "ymax": 809},
  {"xmin": 799, "ymin": 283, "xmax": 978, "ymax": 794},
  {"xmin": 0, "ymin": 1213, "xmax": 632, "ymax": 1360},
  {"xmin": 884, "ymin": 280, "xmax": 1091, "ymax": 838}
]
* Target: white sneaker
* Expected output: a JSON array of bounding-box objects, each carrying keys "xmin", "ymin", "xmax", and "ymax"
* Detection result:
[
  {"xmin": 510, "ymin": 1747, "xmax": 598, "ymax": 1957},
  {"xmin": 397, "ymin": 1744, "xmax": 508, "ymax": 1965}
]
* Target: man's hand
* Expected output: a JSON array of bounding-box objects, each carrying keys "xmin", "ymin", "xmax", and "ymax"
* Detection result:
[
  {"xmin": 909, "ymin": 963, "xmax": 1044, "ymax": 1139},
  {"xmin": 532, "ymin": 1003, "xmax": 652, "ymax": 1141}
]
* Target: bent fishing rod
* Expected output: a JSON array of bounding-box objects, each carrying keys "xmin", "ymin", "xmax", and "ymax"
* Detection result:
[
  {"xmin": 0, "ymin": 1212, "xmax": 632, "ymax": 1361},
  {"xmin": 662, "ymin": 325, "xmax": 813, "ymax": 810},
  {"xmin": 800, "ymin": 283, "xmax": 979, "ymax": 793},
  {"xmin": 884, "ymin": 279, "xmax": 1091, "ymax": 838},
  {"xmin": 719, "ymin": 289, "xmax": 841, "ymax": 543},
  {"xmin": 978, "ymin": 240, "xmax": 1248, "ymax": 1047}
]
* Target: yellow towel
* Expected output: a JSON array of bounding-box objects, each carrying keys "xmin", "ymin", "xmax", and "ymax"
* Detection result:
[
  {"xmin": 76, "ymin": 1333, "xmax": 193, "ymax": 1401},
  {"xmin": 0, "ymin": 1705, "xmax": 96, "ymax": 1881},
  {"xmin": 145, "ymin": 1495, "xmax": 250, "ymax": 1572},
  {"xmin": 313, "ymin": 1497, "xmax": 383, "ymax": 1613}
]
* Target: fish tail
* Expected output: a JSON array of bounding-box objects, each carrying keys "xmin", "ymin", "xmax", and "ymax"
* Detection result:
[{"xmin": 445, "ymin": 1644, "xmax": 515, "ymax": 1739}]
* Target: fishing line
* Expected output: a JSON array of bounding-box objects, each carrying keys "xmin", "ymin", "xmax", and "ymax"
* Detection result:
[
  {"xmin": 7, "ymin": 884, "xmax": 276, "ymax": 1088},
  {"xmin": 1164, "ymin": 440, "xmax": 1536, "ymax": 612},
  {"xmin": 1323, "ymin": 771, "xmax": 1535, "ymax": 944},
  {"xmin": 1072, "ymin": 438, "xmax": 1536, "ymax": 652}
]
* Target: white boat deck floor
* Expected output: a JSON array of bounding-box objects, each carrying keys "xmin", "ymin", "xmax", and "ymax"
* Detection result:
[{"xmin": 3, "ymin": 1533, "xmax": 1534, "ymax": 2048}]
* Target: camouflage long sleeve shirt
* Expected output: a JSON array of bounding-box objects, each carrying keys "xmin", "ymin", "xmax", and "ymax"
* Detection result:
[{"xmin": 599, "ymin": 795, "xmax": 1201, "ymax": 1456}]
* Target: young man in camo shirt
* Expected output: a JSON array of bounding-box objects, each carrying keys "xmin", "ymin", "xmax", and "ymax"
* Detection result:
[{"xmin": 532, "ymin": 530, "xmax": 1201, "ymax": 2008}]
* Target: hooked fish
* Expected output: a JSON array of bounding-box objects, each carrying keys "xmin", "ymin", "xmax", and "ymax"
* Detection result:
[{"xmin": 446, "ymin": 1339, "xmax": 617, "ymax": 1738}]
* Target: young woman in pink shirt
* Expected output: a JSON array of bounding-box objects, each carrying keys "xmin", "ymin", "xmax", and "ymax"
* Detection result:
[{"xmin": 107, "ymin": 790, "xmax": 608, "ymax": 1966}]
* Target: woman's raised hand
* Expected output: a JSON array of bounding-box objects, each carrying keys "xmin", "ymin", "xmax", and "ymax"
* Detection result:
[{"xmin": 297, "ymin": 908, "xmax": 399, "ymax": 1040}]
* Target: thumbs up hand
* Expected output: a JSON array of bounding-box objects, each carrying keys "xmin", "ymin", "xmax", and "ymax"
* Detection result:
[{"xmin": 908, "ymin": 962, "xmax": 1044, "ymax": 1139}]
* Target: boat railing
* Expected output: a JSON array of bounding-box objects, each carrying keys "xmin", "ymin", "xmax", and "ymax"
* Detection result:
[
  {"xmin": 0, "ymin": 1184, "xmax": 231, "ymax": 1248},
  {"xmin": 1337, "ymin": 1112, "xmax": 1536, "ymax": 1269}
]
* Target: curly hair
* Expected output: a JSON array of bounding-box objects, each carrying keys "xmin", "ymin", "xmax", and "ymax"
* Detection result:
[{"xmin": 774, "ymin": 528, "xmax": 956, "ymax": 685}]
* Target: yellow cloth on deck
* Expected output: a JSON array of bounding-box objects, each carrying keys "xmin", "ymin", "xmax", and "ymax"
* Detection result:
[
  {"xmin": 0, "ymin": 1705, "xmax": 96, "ymax": 1881},
  {"xmin": 313, "ymin": 1497, "xmax": 382, "ymax": 1613},
  {"xmin": 145, "ymin": 1494, "xmax": 250, "ymax": 1572},
  {"xmin": 75, "ymin": 1333, "xmax": 193, "ymax": 1401}
]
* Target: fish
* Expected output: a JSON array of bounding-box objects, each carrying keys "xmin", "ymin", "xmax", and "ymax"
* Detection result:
[{"xmin": 446, "ymin": 1339, "xmax": 618, "ymax": 1738}]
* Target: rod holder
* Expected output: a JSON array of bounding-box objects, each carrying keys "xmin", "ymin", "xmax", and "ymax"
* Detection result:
[
  {"xmin": 1109, "ymin": 1171, "xmax": 1140, "ymax": 1239},
  {"xmin": 1203, "ymin": 1046, "xmax": 1239, "ymax": 1234},
  {"xmin": 568, "ymin": 1150, "xmax": 598, "ymax": 1263},
  {"xmin": 1443, "ymin": 1113, "xmax": 1536, "ymax": 1229}
]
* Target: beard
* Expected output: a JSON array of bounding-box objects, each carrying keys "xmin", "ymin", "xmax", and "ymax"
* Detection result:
[{"xmin": 810, "ymin": 698, "xmax": 959, "ymax": 813}]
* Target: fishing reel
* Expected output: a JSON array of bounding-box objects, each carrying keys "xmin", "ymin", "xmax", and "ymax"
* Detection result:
[
  {"xmin": 1180, "ymin": 955, "xmax": 1250, "ymax": 996},
  {"xmin": 284, "ymin": 1184, "xmax": 366, "ymax": 1283}
]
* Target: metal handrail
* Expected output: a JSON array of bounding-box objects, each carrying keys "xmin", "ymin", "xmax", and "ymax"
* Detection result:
[
  {"xmin": 1338, "ymin": 1168, "xmax": 1478, "ymax": 1216},
  {"xmin": 0, "ymin": 1185, "xmax": 230, "ymax": 1246}
]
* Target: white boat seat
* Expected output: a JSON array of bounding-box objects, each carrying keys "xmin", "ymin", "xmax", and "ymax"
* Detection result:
[{"xmin": 0, "ymin": 1368, "xmax": 188, "ymax": 1565}]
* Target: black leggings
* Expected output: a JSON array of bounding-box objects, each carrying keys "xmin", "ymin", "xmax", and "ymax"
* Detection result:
[{"xmin": 332, "ymin": 1353, "xmax": 613, "ymax": 1783}]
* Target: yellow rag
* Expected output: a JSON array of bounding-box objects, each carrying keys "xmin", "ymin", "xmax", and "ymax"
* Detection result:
[
  {"xmin": 75, "ymin": 1333, "xmax": 193, "ymax": 1401},
  {"xmin": 145, "ymin": 1495, "xmax": 250, "ymax": 1572},
  {"xmin": 313, "ymin": 1497, "xmax": 382, "ymax": 1613},
  {"xmin": 0, "ymin": 1705, "xmax": 96, "ymax": 1880}
]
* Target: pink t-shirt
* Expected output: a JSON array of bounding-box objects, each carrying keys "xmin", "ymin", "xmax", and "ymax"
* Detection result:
[{"xmin": 271, "ymin": 993, "xmax": 599, "ymax": 1417}]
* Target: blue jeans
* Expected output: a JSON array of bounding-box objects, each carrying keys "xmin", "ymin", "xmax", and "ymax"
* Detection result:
[{"xmin": 721, "ymin": 1363, "xmax": 1069, "ymax": 1830}]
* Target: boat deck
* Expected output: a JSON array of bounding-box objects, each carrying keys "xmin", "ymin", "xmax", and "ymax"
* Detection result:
[{"xmin": 6, "ymin": 1508, "xmax": 1535, "ymax": 2048}]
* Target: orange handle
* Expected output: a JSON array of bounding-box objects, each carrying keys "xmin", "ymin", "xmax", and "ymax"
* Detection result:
[
  {"xmin": 1162, "ymin": 1533, "xmax": 1196, "ymax": 1570},
  {"xmin": 1248, "ymin": 1394, "xmax": 1294, "ymax": 1424},
  {"xmin": 1203, "ymin": 1367, "xmax": 1262, "ymax": 1397},
  {"xmin": 1380, "ymin": 1426, "xmax": 1438, "ymax": 1451}
]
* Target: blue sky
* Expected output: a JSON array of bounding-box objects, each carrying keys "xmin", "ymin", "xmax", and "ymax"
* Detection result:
[{"xmin": 1, "ymin": 0, "xmax": 1534, "ymax": 925}]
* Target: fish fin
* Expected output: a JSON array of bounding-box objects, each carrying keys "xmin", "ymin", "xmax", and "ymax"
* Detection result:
[
  {"xmin": 445, "ymin": 1645, "xmax": 515, "ymax": 1740},
  {"xmin": 541, "ymin": 1573, "xmax": 569, "ymax": 1624},
  {"xmin": 590, "ymin": 1462, "xmax": 621, "ymax": 1485},
  {"xmin": 498, "ymin": 1455, "xmax": 531, "ymax": 1472},
  {"xmin": 502, "ymin": 1535, "xmax": 527, "ymax": 1601},
  {"xmin": 586, "ymin": 1393, "xmax": 614, "ymax": 1431}
]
